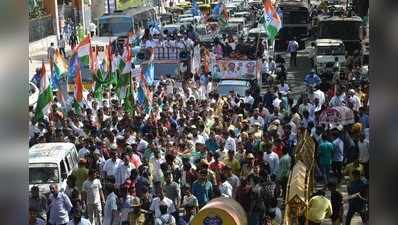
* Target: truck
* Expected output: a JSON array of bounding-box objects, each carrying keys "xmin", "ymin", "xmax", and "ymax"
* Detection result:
[
  {"xmin": 317, "ymin": 15, "xmax": 363, "ymax": 54},
  {"xmin": 310, "ymin": 39, "xmax": 346, "ymax": 75},
  {"xmin": 274, "ymin": 0, "xmax": 311, "ymax": 51}
]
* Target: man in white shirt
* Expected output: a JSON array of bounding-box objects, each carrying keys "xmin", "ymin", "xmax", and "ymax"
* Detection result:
[
  {"xmin": 150, "ymin": 187, "xmax": 176, "ymax": 218},
  {"xmin": 243, "ymin": 91, "xmax": 254, "ymax": 107},
  {"xmin": 224, "ymin": 130, "xmax": 237, "ymax": 152},
  {"xmin": 347, "ymin": 89, "xmax": 362, "ymax": 112},
  {"xmin": 114, "ymin": 153, "xmax": 135, "ymax": 188},
  {"xmin": 287, "ymin": 37, "xmax": 299, "ymax": 66},
  {"xmin": 263, "ymin": 145, "xmax": 280, "ymax": 176},
  {"xmin": 329, "ymin": 88, "xmax": 346, "ymax": 107},
  {"xmin": 249, "ymin": 109, "xmax": 265, "ymax": 128},
  {"xmin": 82, "ymin": 170, "xmax": 105, "ymax": 225},
  {"xmin": 278, "ymin": 80, "xmax": 289, "ymax": 95},
  {"xmin": 102, "ymin": 151, "xmax": 121, "ymax": 178},
  {"xmin": 219, "ymin": 174, "xmax": 233, "ymax": 198}
]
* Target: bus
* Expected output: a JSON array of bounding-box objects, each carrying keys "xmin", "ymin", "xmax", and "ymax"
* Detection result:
[
  {"xmin": 274, "ymin": 0, "xmax": 311, "ymax": 51},
  {"xmin": 98, "ymin": 6, "xmax": 156, "ymax": 37}
]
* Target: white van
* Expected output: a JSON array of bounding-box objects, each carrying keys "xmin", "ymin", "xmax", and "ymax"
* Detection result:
[{"xmin": 29, "ymin": 143, "xmax": 79, "ymax": 194}]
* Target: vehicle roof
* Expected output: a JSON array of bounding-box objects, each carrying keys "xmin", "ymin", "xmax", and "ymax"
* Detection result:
[
  {"xmin": 278, "ymin": 0, "xmax": 309, "ymax": 8},
  {"xmin": 229, "ymin": 17, "xmax": 246, "ymax": 22},
  {"xmin": 29, "ymin": 143, "xmax": 76, "ymax": 164},
  {"xmin": 219, "ymin": 80, "xmax": 250, "ymax": 86},
  {"xmin": 318, "ymin": 15, "xmax": 362, "ymax": 22},
  {"xmin": 315, "ymin": 39, "xmax": 344, "ymax": 46},
  {"xmin": 249, "ymin": 26, "xmax": 266, "ymax": 33},
  {"xmin": 91, "ymin": 36, "xmax": 118, "ymax": 44},
  {"xmin": 99, "ymin": 14, "xmax": 131, "ymax": 19}
]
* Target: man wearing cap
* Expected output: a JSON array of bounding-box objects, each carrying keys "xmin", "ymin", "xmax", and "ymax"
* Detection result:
[
  {"xmin": 128, "ymin": 197, "xmax": 148, "ymax": 225},
  {"xmin": 241, "ymin": 153, "xmax": 256, "ymax": 178}
]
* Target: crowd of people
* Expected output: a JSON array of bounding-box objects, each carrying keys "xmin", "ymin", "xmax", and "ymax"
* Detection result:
[{"xmin": 29, "ymin": 10, "xmax": 369, "ymax": 225}]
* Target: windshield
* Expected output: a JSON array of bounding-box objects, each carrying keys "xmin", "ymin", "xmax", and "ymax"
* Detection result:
[
  {"xmin": 282, "ymin": 10, "xmax": 309, "ymax": 24},
  {"xmin": 320, "ymin": 21, "xmax": 361, "ymax": 40},
  {"xmin": 99, "ymin": 17, "xmax": 133, "ymax": 36},
  {"xmin": 217, "ymin": 84, "xmax": 249, "ymax": 97},
  {"xmin": 316, "ymin": 45, "xmax": 345, "ymax": 55},
  {"xmin": 29, "ymin": 164, "xmax": 59, "ymax": 184},
  {"xmin": 220, "ymin": 26, "xmax": 239, "ymax": 34}
]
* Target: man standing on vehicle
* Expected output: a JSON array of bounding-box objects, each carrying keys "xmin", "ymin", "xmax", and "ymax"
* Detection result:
[{"xmin": 287, "ymin": 37, "xmax": 299, "ymax": 67}]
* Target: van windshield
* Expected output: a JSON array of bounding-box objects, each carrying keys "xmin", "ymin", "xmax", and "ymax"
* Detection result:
[{"xmin": 29, "ymin": 164, "xmax": 59, "ymax": 184}]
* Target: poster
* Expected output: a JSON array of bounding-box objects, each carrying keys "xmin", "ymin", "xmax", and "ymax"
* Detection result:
[{"xmin": 211, "ymin": 60, "xmax": 259, "ymax": 80}]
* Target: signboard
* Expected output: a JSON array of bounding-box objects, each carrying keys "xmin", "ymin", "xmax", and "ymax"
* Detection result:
[
  {"xmin": 211, "ymin": 60, "xmax": 260, "ymax": 80},
  {"xmin": 319, "ymin": 106, "xmax": 355, "ymax": 126}
]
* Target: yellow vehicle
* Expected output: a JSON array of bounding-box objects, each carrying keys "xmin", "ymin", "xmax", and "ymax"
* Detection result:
[
  {"xmin": 176, "ymin": 2, "xmax": 192, "ymax": 10},
  {"xmin": 199, "ymin": 4, "xmax": 211, "ymax": 15},
  {"xmin": 166, "ymin": 6, "xmax": 184, "ymax": 15}
]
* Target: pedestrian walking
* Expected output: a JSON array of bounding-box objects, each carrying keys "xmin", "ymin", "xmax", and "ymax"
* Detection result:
[
  {"xmin": 287, "ymin": 37, "xmax": 299, "ymax": 67},
  {"xmin": 59, "ymin": 35, "xmax": 67, "ymax": 58},
  {"xmin": 48, "ymin": 184, "xmax": 73, "ymax": 225}
]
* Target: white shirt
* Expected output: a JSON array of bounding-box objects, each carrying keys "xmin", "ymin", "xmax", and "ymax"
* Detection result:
[
  {"xmin": 150, "ymin": 197, "xmax": 176, "ymax": 218},
  {"xmin": 249, "ymin": 116, "xmax": 265, "ymax": 128},
  {"xmin": 219, "ymin": 181, "xmax": 233, "ymax": 198},
  {"xmin": 224, "ymin": 136, "xmax": 236, "ymax": 152},
  {"xmin": 102, "ymin": 158, "xmax": 121, "ymax": 177},
  {"xmin": 103, "ymin": 192, "xmax": 118, "ymax": 225},
  {"xmin": 329, "ymin": 94, "xmax": 346, "ymax": 107},
  {"xmin": 67, "ymin": 218, "xmax": 92, "ymax": 225},
  {"xmin": 349, "ymin": 95, "xmax": 362, "ymax": 112},
  {"xmin": 244, "ymin": 95, "xmax": 254, "ymax": 105},
  {"xmin": 273, "ymin": 97, "xmax": 282, "ymax": 109},
  {"xmin": 89, "ymin": 23, "xmax": 96, "ymax": 32},
  {"xmin": 82, "ymin": 178, "xmax": 102, "ymax": 204},
  {"xmin": 278, "ymin": 83, "xmax": 289, "ymax": 94},
  {"xmin": 263, "ymin": 152, "xmax": 280, "ymax": 175}
]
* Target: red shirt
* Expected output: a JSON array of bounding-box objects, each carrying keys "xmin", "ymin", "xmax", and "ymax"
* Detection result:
[{"xmin": 273, "ymin": 144, "xmax": 284, "ymax": 158}]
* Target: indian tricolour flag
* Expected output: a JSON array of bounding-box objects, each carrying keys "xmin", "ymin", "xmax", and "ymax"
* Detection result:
[
  {"xmin": 77, "ymin": 36, "xmax": 91, "ymax": 65},
  {"xmin": 34, "ymin": 61, "xmax": 53, "ymax": 121},
  {"xmin": 54, "ymin": 50, "xmax": 68, "ymax": 77},
  {"xmin": 263, "ymin": 0, "xmax": 282, "ymax": 41}
]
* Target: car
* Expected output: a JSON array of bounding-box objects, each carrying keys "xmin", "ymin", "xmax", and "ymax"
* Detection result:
[
  {"xmin": 310, "ymin": 39, "xmax": 346, "ymax": 75},
  {"xmin": 29, "ymin": 82, "xmax": 39, "ymax": 107},
  {"xmin": 29, "ymin": 143, "xmax": 79, "ymax": 195},
  {"xmin": 217, "ymin": 79, "xmax": 252, "ymax": 97}
]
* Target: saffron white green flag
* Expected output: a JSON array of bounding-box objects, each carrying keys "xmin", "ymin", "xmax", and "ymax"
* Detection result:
[
  {"xmin": 263, "ymin": 0, "xmax": 282, "ymax": 40},
  {"xmin": 77, "ymin": 36, "xmax": 91, "ymax": 65},
  {"xmin": 35, "ymin": 62, "xmax": 53, "ymax": 121}
]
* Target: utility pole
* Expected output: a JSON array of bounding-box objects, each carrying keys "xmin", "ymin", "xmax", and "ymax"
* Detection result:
[{"xmin": 54, "ymin": 0, "xmax": 60, "ymax": 40}]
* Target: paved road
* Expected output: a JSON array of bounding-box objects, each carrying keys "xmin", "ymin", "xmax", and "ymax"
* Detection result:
[{"xmin": 277, "ymin": 43, "xmax": 364, "ymax": 225}]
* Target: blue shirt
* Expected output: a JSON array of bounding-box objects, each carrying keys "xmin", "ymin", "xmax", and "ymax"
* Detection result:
[
  {"xmin": 318, "ymin": 140, "xmax": 334, "ymax": 166},
  {"xmin": 304, "ymin": 73, "xmax": 321, "ymax": 87},
  {"xmin": 48, "ymin": 192, "xmax": 73, "ymax": 225},
  {"xmin": 332, "ymin": 138, "xmax": 344, "ymax": 162},
  {"xmin": 205, "ymin": 138, "xmax": 219, "ymax": 153},
  {"xmin": 192, "ymin": 180, "xmax": 213, "ymax": 206},
  {"xmin": 360, "ymin": 114, "xmax": 369, "ymax": 128}
]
